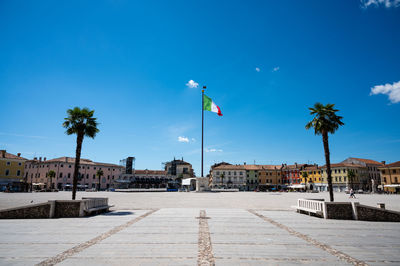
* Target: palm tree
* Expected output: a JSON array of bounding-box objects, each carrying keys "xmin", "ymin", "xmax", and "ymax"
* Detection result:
[
  {"xmin": 63, "ymin": 107, "xmax": 99, "ymax": 200},
  {"xmin": 306, "ymin": 103, "xmax": 344, "ymax": 202},
  {"xmin": 347, "ymin": 169, "xmax": 355, "ymax": 190},
  {"xmin": 47, "ymin": 170, "xmax": 56, "ymax": 190},
  {"xmin": 96, "ymin": 169, "xmax": 104, "ymax": 191},
  {"xmin": 302, "ymin": 171, "xmax": 308, "ymax": 192}
]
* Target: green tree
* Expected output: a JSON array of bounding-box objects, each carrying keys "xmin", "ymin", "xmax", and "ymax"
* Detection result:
[
  {"xmin": 63, "ymin": 107, "xmax": 99, "ymax": 200},
  {"xmin": 302, "ymin": 171, "xmax": 309, "ymax": 191},
  {"xmin": 347, "ymin": 169, "xmax": 356, "ymax": 190},
  {"xmin": 47, "ymin": 170, "xmax": 56, "ymax": 190},
  {"xmin": 96, "ymin": 169, "xmax": 104, "ymax": 191},
  {"xmin": 306, "ymin": 103, "xmax": 344, "ymax": 202}
]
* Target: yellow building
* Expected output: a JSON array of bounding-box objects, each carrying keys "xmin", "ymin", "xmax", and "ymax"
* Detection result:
[
  {"xmin": 301, "ymin": 165, "xmax": 321, "ymax": 190},
  {"xmin": 378, "ymin": 161, "xmax": 400, "ymax": 193},
  {"xmin": 320, "ymin": 163, "xmax": 367, "ymax": 192},
  {"xmin": 0, "ymin": 150, "xmax": 27, "ymax": 191}
]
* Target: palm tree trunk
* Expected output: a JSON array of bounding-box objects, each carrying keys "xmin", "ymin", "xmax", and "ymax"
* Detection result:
[
  {"xmin": 322, "ymin": 131, "xmax": 334, "ymax": 202},
  {"xmin": 98, "ymin": 175, "xmax": 101, "ymax": 191},
  {"xmin": 72, "ymin": 132, "xmax": 84, "ymax": 200}
]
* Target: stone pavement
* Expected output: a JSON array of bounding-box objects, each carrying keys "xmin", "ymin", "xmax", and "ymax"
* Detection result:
[{"xmin": 1, "ymin": 207, "xmax": 400, "ymax": 265}]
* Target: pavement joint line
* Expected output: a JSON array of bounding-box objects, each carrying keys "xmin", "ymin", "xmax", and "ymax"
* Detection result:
[
  {"xmin": 247, "ymin": 209, "xmax": 368, "ymax": 266},
  {"xmin": 35, "ymin": 209, "xmax": 159, "ymax": 266},
  {"xmin": 197, "ymin": 210, "xmax": 215, "ymax": 266}
]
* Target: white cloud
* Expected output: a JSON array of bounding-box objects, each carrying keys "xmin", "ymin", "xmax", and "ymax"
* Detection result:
[
  {"xmin": 178, "ymin": 136, "xmax": 190, "ymax": 143},
  {"xmin": 370, "ymin": 80, "xmax": 400, "ymax": 103},
  {"xmin": 205, "ymin": 148, "xmax": 223, "ymax": 153},
  {"xmin": 255, "ymin": 67, "xmax": 260, "ymax": 72},
  {"xmin": 186, "ymin": 80, "xmax": 199, "ymax": 88},
  {"xmin": 272, "ymin": 66, "xmax": 280, "ymax": 72},
  {"xmin": 361, "ymin": 0, "xmax": 400, "ymax": 8}
]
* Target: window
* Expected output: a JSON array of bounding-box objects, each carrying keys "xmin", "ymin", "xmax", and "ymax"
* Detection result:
[
  {"xmin": 6, "ymin": 162, "xmax": 10, "ymax": 166},
  {"xmin": 383, "ymin": 177, "xmax": 387, "ymax": 183},
  {"xmin": 61, "ymin": 164, "xmax": 63, "ymax": 167},
  {"xmin": 82, "ymin": 166, "xmax": 85, "ymax": 169},
  {"xmin": 17, "ymin": 170, "xmax": 21, "ymax": 176},
  {"xmin": 108, "ymin": 168, "xmax": 110, "ymax": 171},
  {"xmin": 69, "ymin": 165, "xmax": 71, "ymax": 168},
  {"xmin": 59, "ymin": 173, "xmax": 62, "ymax": 178},
  {"xmin": 113, "ymin": 168, "xmax": 115, "ymax": 171},
  {"xmin": 395, "ymin": 177, "xmax": 398, "ymax": 183},
  {"xmin": 93, "ymin": 174, "xmax": 95, "ymax": 179},
  {"xmin": 5, "ymin": 169, "xmax": 10, "ymax": 176},
  {"xmin": 343, "ymin": 169, "xmax": 346, "ymax": 173},
  {"xmin": 234, "ymin": 171, "xmax": 236, "ymax": 175},
  {"xmin": 55, "ymin": 164, "xmax": 57, "ymax": 167},
  {"xmin": 87, "ymin": 167, "xmax": 90, "ymax": 170},
  {"xmin": 393, "ymin": 169, "xmax": 397, "ymax": 174},
  {"xmin": 18, "ymin": 162, "xmax": 22, "ymax": 166},
  {"xmin": 334, "ymin": 169, "xmax": 337, "ymax": 174},
  {"xmin": 68, "ymin": 173, "xmax": 71, "ymax": 178},
  {"xmin": 86, "ymin": 174, "xmax": 89, "ymax": 179},
  {"xmin": 108, "ymin": 175, "xmax": 110, "ymax": 180},
  {"xmin": 94, "ymin": 167, "xmax": 96, "ymax": 170},
  {"xmin": 216, "ymin": 171, "xmax": 220, "ymax": 175},
  {"xmin": 240, "ymin": 172, "xmax": 243, "ymax": 175},
  {"xmin": 344, "ymin": 177, "xmax": 346, "ymax": 182}
]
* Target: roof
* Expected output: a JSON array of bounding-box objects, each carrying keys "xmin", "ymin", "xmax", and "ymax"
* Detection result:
[
  {"xmin": 135, "ymin": 170, "xmax": 167, "ymax": 175},
  {"xmin": 347, "ymin": 158, "xmax": 384, "ymax": 166},
  {"xmin": 213, "ymin": 164, "xmax": 281, "ymax": 171},
  {"xmin": 303, "ymin": 165, "xmax": 320, "ymax": 171},
  {"xmin": 0, "ymin": 150, "xmax": 27, "ymax": 160},
  {"xmin": 379, "ymin": 161, "xmax": 400, "ymax": 168},
  {"xmin": 213, "ymin": 164, "xmax": 247, "ymax": 170},
  {"xmin": 282, "ymin": 164, "xmax": 307, "ymax": 170},
  {"xmin": 321, "ymin": 163, "xmax": 365, "ymax": 169},
  {"xmin": 28, "ymin": 156, "xmax": 122, "ymax": 168}
]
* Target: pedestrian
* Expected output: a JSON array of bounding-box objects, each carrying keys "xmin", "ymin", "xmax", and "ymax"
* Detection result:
[{"xmin": 349, "ymin": 188, "xmax": 356, "ymax": 199}]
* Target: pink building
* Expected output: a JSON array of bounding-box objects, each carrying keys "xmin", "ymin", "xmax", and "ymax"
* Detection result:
[{"xmin": 24, "ymin": 157, "xmax": 123, "ymax": 190}]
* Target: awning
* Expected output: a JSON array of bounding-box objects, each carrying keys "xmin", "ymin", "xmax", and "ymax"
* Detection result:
[
  {"xmin": 383, "ymin": 184, "xmax": 400, "ymax": 188},
  {"xmin": 182, "ymin": 178, "xmax": 196, "ymax": 186},
  {"xmin": 289, "ymin": 184, "xmax": 306, "ymax": 189}
]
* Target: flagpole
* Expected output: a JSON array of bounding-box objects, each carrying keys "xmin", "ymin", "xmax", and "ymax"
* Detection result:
[{"xmin": 201, "ymin": 86, "xmax": 205, "ymax": 177}]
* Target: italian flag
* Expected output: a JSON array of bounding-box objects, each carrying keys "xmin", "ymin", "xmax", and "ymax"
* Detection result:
[{"xmin": 203, "ymin": 94, "xmax": 223, "ymax": 116}]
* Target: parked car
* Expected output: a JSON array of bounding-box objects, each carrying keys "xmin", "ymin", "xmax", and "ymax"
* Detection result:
[{"xmin": 357, "ymin": 189, "xmax": 364, "ymax": 194}]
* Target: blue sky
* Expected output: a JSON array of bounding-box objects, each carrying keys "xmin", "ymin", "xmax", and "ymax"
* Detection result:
[{"xmin": 1, "ymin": 0, "xmax": 399, "ymax": 175}]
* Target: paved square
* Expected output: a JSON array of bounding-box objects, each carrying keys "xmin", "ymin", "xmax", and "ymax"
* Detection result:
[{"xmin": 0, "ymin": 192, "xmax": 399, "ymax": 265}]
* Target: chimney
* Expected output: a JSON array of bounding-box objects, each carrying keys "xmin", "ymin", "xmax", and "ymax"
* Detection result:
[
  {"xmin": 34, "ymin": 157, "xmax": 37, "ymax": 160},
  {"xmin": 244, "ymin": 162, "xmax": 246, "ymax": 165},
  {"xmin": 381, "ymin": 161, "xmax": 386, "ymax": 165},
  {"xmin": 295, "ymin": 162, "xmax": 298, "ymax": 168},
  {"xmin": 44, "ymin": 157, "xmax": 46, "ymax": 161},
  {"xmin": 17, "ymin": 153, "xmax": 21, "ymax": 157},
  {"xmin": 0, "ymin": 150, "xmax": 5, "ymax": 158},
  {"xmin": 39, "ymin": 157, "xmax": 42, "ymax": 162}
]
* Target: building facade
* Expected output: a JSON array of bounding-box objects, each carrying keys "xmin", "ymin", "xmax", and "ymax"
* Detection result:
[
  {"xmin": 282, "ymin": 163, "xmax": 308, "ymax": 187},
  {"xmin": 258, "ymin": 165, "xmax": 283, "ymax": 191},
  {"xmin": 320, "ymin": 163, "xmax": 367, "ymax": 192},
  {"xmin": 164, "ymin": 158, "xmax": 194, "ymax": 179},
  {"xmin": 0, "ymin": 150, "xmax": 27, "ymax": 191},
  {"xmin": 378, "ymin": 161, "xmax": 400, "ymax": 193},
  {"xmin": 210, "ymin": 164, "xmax": 247, "ymax": 190},
  {"xmin": 301, "ymin": 165, "xmax": 322, "ymax": 191},
  {"xmin": 341, "ymin": 158, "xmax": 383, "ymax": 192},
  {"xmin": 24, "ymin": 157, "xmax": 123, "ymax": 190}
]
